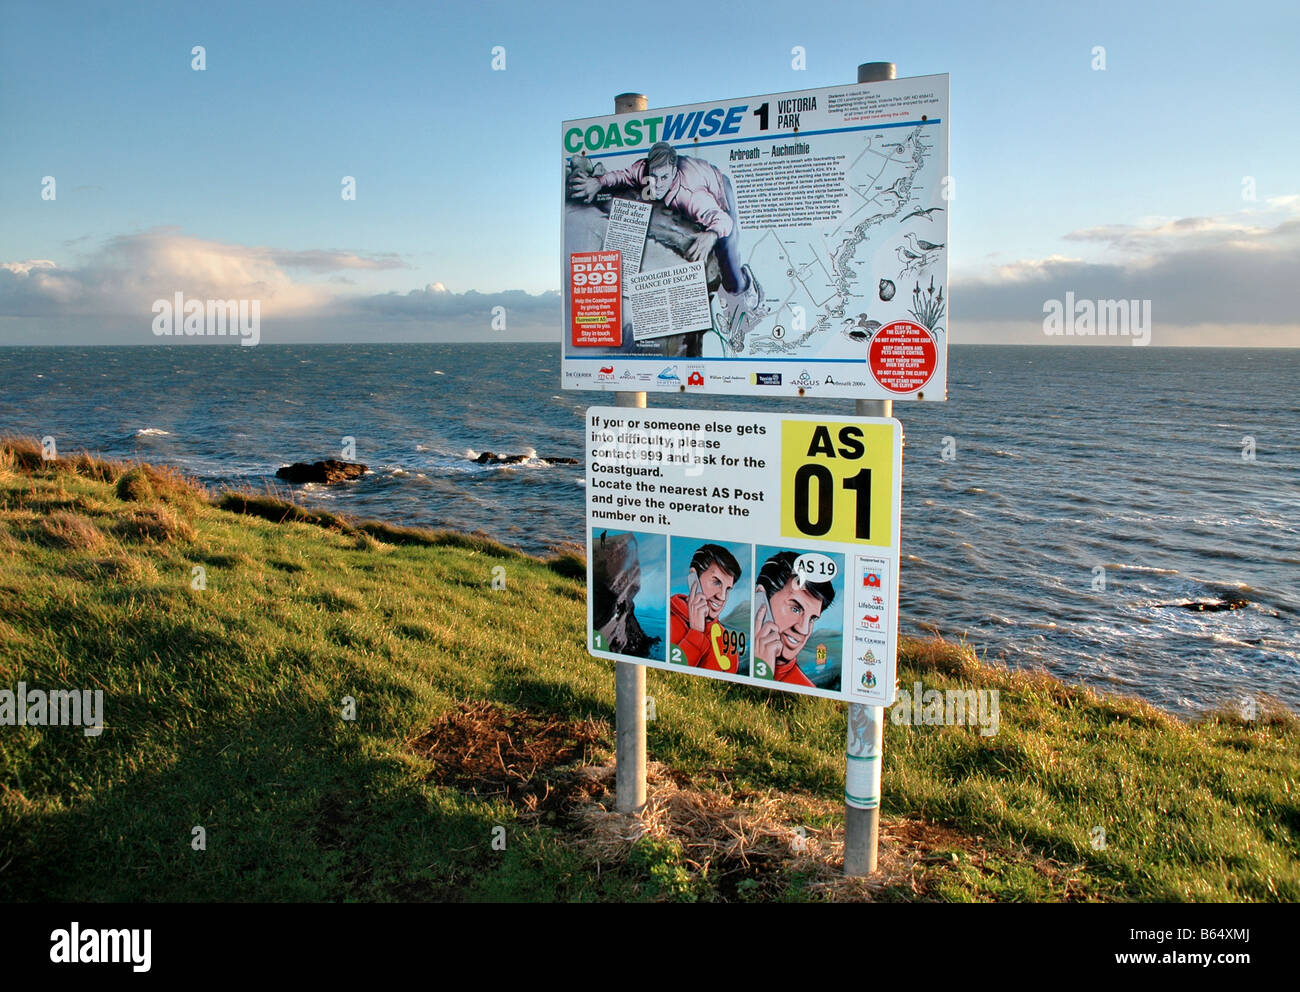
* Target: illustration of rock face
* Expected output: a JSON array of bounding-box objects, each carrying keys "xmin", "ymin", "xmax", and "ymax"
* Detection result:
[
  {"xmin": 566, "ymin": 154, "xmax": 720, "ymax": 358},
  {"xmin": 591, "ymin": 533, "xmax": 659, "ymax": 658}
]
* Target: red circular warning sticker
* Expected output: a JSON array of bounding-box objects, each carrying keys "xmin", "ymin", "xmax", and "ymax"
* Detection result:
[{"xmin": 868, "ymin": 320, "xmax": 936, "ymax": 393}]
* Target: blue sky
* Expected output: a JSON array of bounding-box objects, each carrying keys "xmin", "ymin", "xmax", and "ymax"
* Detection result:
[{"xmin": 2, "ymin": 0, "xmax": 1297, "ymax": 345}]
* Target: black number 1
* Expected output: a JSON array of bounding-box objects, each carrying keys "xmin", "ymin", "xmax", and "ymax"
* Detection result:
[
  {"xmin": 842, "ymin": 468, "xmax": 872, "ymax": 540},
  {"xmin": 753, "ymin": 102, "xmax": 769, "ymax": 130}
]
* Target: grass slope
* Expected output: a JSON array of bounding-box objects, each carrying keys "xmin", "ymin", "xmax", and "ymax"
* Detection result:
[{"xmin": 0, "ymin": 438, "xmax": 1296, "ymax": 902}]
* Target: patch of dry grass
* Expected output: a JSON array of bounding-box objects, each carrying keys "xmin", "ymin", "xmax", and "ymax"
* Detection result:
[
  {"xmin": 112, "ymin": 505, "xmax": 196, "ymax": 544},
  {"xmin": 36, "ymin": 511, "xmax": 106, "ymax": 551},
  {"xmin": 115, "ymin": 467, "xmax": 156, "ymax": 502}
]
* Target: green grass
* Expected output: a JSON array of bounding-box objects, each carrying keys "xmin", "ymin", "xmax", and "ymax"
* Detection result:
[{"xmin": 0, "ymin": 437, "xmax": 1296, "ymax": 902}]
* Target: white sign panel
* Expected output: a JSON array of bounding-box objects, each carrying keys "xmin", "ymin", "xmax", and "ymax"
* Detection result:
[
  {"xmin": 562, "ymin": 75, "xmax": 949, "ymax": 401},
  {"xmin": 586, "ymin": 407, "xmax": 902, "ymax": 704}
]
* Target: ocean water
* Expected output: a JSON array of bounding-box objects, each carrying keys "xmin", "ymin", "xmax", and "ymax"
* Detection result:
[{"xmin": 2, "ymin": 343, "xmax": 1296, "ymax": 716}]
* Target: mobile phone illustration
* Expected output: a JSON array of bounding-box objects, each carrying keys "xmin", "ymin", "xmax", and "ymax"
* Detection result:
[
  {"xmin": 752, "ymin": 585, "xmax": 773, "ymax": 680},
  {"xmin": 753, "ymin": 584, "xmax": 770, "ymax": 628}
]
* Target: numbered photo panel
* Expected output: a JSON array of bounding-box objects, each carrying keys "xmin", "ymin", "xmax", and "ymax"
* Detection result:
[
  {"xmin": 752, "ymin": 545, "xmax": 845, "ymax": 692},
  {"xmin": 589, "ymin": 528, "xmax": 667, "ymax": 663},
  {"xmin": 667, "ymin": 537, "xmax": 752, "ymax": 679}
]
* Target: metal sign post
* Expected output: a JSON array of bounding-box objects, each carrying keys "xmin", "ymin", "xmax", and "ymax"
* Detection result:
[
  {"xmin": 613, "ymin": 91, "xmax": 649, "ymax": 816},
  {"xmin": 844, "ymin": 60, "xmax": 898, "ymax": 877}
]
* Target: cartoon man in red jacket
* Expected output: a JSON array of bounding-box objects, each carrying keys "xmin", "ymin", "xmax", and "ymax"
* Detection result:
[
  {"xmin": 753, "ymin": 551, "xmax": 836, "ymax": 687},
  {"xmin": 669, "ymin": 544, "xmax": 744, "ymax": 673}
]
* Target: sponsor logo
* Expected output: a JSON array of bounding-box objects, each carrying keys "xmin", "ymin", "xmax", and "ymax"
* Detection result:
[
  {"xmin": 686, "ymin": 370, "xmax": 705, "ymax": 387},
  {"xmin": 793, "ymin": 370, "xmax": 817, "ymax": 388},
  {"xmin": 751, "ymin": 372, "xmax": 782, "ymax": 386},
  {"xmin": 863, "ymin": 572, "xmax": 882, "ymax": 588},
  {"xmin": 657, "ymin": 366, "xmax": 680, "ymax": 382},
  {"xmin": 860, "ymin": 670, "xmax": 877, "ymax": 689},
  {"xmin": 621, "ymin": 369, "xmax": 636, "ymax": 379},
  {"xmin": 596, "ymin": 365, "xmax": 616, "ymax": 382},
  {"xmin": 599, "ymin": 365, "xmax": 614, "ymax": 374}
]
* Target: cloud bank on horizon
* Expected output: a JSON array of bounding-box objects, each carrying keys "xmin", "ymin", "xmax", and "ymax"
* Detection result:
[
  {"xmin": 0, "ymin": 227, "xmax": 561, "ymax": 344},
  {"xmin": 4, "ymin": 196, "xmax": 1297, "ymax": 347},
  {"xmin": 950, "ymin": 195, "xmax": 1300, "ymax": 347}
]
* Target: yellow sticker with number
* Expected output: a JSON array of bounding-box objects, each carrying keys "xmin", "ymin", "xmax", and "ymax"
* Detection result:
[{"xmin": 780, "ymin": 421, "xmax": 894, "ymax": 545}]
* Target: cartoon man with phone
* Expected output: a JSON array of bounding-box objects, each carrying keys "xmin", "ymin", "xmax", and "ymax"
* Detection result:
[
  {"xmin": 669, "ymin": 544, "xmax": 744, "ymax": 672},
  {"xmin": 753, "ymin": 551, "xmax": 836, "ymax": 687}
]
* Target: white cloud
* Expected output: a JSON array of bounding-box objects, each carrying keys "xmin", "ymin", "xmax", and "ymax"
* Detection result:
[
  {"xmin": 270, "ymin": 249, "xmax": 407, "ymax": 272},
  {"xmin": 0, "ymin": 229, "xmax": 330, "ymax": 318}
]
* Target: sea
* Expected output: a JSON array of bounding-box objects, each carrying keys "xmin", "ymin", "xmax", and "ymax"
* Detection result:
[{"xmin": 2, "ymin": 343, "xmax": 1296, "ymax": 717}]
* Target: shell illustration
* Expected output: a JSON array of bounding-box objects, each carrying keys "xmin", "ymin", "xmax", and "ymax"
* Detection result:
[{"xmin": 878, "ymin": 278, "xmax": 896, "ymax": 302}]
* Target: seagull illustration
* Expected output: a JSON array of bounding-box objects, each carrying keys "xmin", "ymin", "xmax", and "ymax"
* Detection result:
[
  {"xmin": 902, "ymin": 206, "xmax": 945, "ymax": 222},
  {"xmin": 896, "ymin": 244, "xmax": 925, "ymax": 265},
  {"xmin": 904, "ymin": 232, "xmax": 945, "ymax": 253}
]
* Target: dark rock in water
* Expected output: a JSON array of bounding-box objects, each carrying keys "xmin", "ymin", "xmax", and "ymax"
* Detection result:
[
  {"xmin": 474, "ymin": 452, "xmax": 580, "ymax": 465},
  {"xmin": 276, "ymin": 460, "xmax": 368, "ymax": 484},
  {"xmin": 1160, "ymin": 594, "xmax": 1249, "ymax": 613},
  {"xmin": 591, "ymin": 532, "xmax": 660, "ymax": 658}
]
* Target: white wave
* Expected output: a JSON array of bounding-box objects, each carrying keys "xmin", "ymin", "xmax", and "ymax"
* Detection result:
[{"xmin": 135, "ymin": 428, "xmax": 171, "ymax": 437}]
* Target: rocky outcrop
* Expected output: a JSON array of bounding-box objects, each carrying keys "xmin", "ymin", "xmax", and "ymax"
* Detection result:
[
  {"xmin": 275, "ymin": 460, "xmax": 368, "ymax": 484},
  {"xmin": 474, "ymin": 452, "xmax": 580, "ymax": 465},
  {"xmin": 591, "ymin": 531, "xmax": 659, "ymax": 658},
  {"xmin": 1159, "ymin": 594, "xmax": 1249, "ymax": 613}
]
